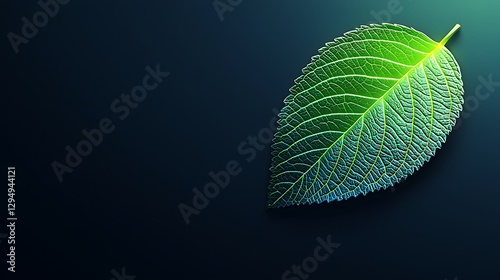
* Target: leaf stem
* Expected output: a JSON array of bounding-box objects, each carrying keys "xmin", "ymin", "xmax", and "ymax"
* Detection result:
[{"xmin": 440, "ymin": 24, "xmax": 460, "ymax": 46}]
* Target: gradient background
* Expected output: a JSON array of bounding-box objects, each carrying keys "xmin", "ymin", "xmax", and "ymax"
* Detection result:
[{"xmin": 1, "ymin": 0, "xmax": 500, "ymax": 279}]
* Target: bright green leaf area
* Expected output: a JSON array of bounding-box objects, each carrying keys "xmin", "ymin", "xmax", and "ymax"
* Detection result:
[{"xmin": 268, "ymin": 23, "xmax": 463, "ymax": 208}]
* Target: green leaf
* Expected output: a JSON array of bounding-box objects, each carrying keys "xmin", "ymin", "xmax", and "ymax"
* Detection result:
[{"xmin": 268, "ymin": 23, "xmax": 463, "ymax": 208}]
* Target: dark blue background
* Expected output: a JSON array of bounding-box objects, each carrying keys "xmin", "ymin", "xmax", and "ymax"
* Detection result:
[{"xmin": 2, "ymin": 0, "xmax": 499, "ymax": 279}]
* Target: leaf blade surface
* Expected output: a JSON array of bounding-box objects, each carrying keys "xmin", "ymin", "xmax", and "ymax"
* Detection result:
[{"xmin": 268, "ymin": 23, "xmax": 463, "ymax": 208}]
